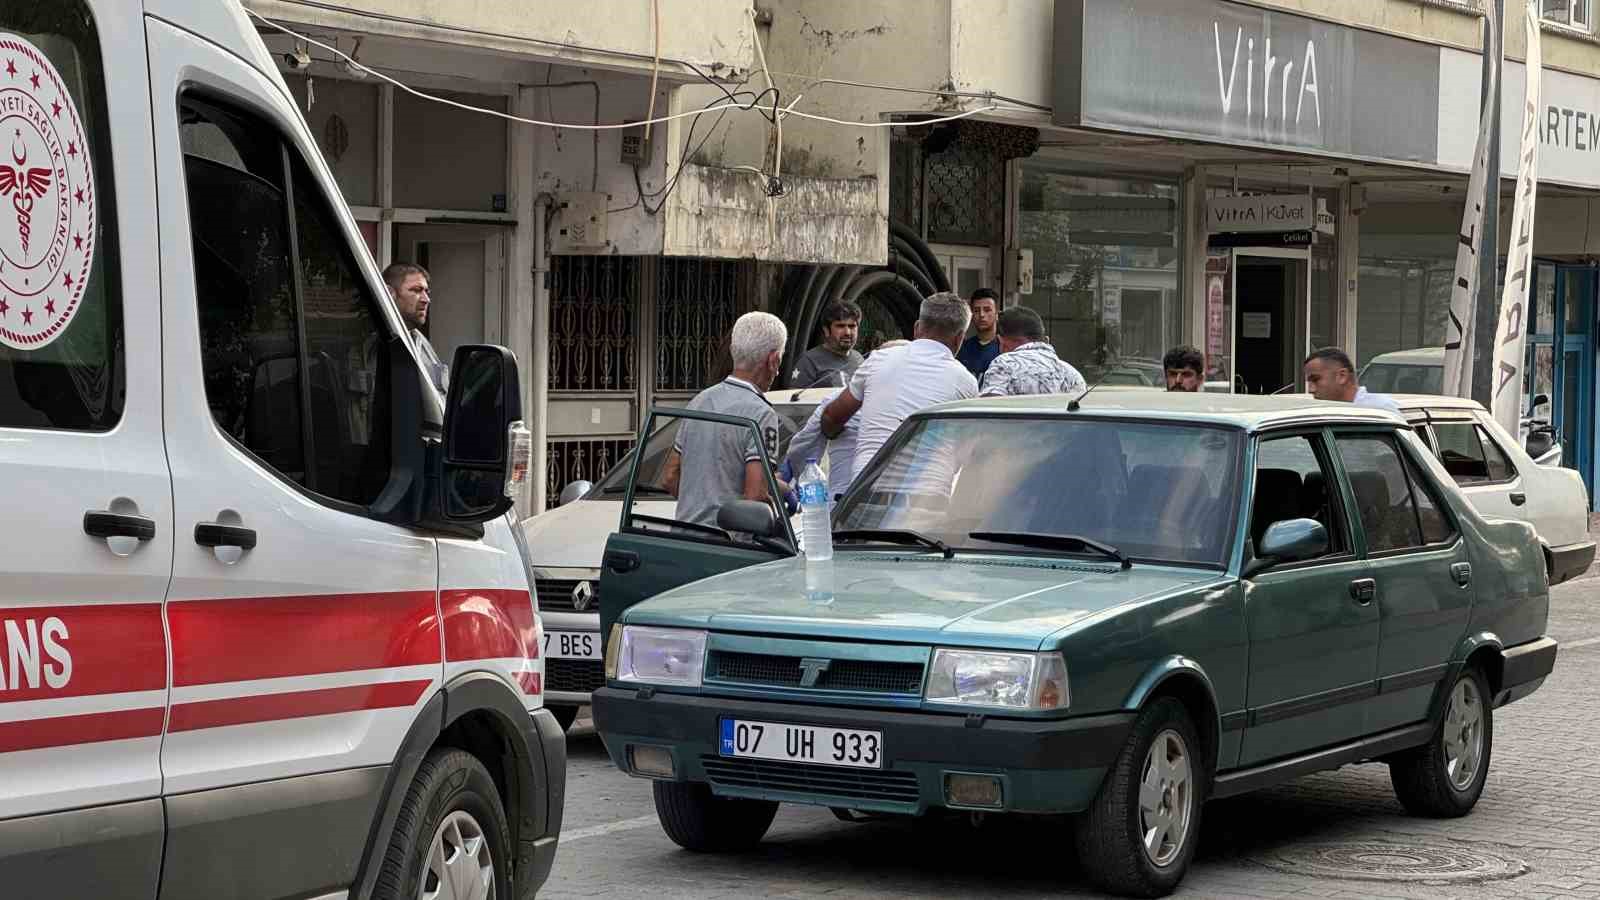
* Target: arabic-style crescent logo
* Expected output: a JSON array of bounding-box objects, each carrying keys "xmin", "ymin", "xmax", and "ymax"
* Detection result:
[{"xmin": 0, "ymin": 33, "xmax": 95, "ymax": 352}]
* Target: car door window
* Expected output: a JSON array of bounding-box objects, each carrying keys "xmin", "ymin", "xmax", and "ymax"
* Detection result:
[
  {"xmin": 1336, "ymin": 433, "xmax": 1431, "ymax": 553},
  {"xmin": 0, "ymin": 6, "xmax": 124, "ymax": 430},
  {"xmin": 1251, "ymin": 433, "xmax": 1349, "ymax": 558},
  {"xmin": 626, "ymin": 406, "xmax": 791, "ymax": 548},
  {"xmin": 1475, "ymin": 425, "xmax": 1515, "ymax": 482},
  {"xmin": 1431, "ymin": 421, "xmax": 1495, "ymax": 484},
  {"xmin": 1402, "ymin": 444, "xmax": 1455, "ymax": 545},
  {"xmin": 180, "ymin": 93, "xmax": 392, "ymax": 508}
]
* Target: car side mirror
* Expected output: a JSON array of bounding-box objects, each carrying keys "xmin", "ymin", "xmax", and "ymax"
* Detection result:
[
  {"xmin": 1249, "ymin": 518, "xmax": 1329, "ymax": 575},
  {"xmin": 717, "ymin": 499, "xmax": 784, "ymax": 538},
  {"xmin": 558, "ymin": 480, "xmax": 593, "ymax": 506},
  {"xmin": 440, "ymin": 344, "xmax": 529, "ymax": 522}
]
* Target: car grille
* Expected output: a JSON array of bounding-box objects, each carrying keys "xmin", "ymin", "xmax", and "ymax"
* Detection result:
[
  {"xmin": 706, "ymin": 651, "xmax": 924, "ymax": 694},
  {"xmin": 534, "ymin": 578, "xmax": 599, "ymax": 613},
  {"xmin": 545, "ymin": 659, "xmax": 605, "ymax": 694},
  {"xmin": 701, "ymin": 756, "xmax": 920, "ymax": 804}
]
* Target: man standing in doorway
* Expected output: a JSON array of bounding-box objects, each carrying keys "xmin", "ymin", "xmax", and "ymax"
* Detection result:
[
  {"xmin": 822, "ymin": 293, "xmax": 978, "ymax": 485},
  {"xmin": 662, "ymin": 311, "xmax": 789, "ymax": 528},
  {"xmin": 1163, "ymin": 345, "xmax": 1206, "ymax": 392},
  {"xmin": 979, "ymin": 306, "xmax": 1086, "ymax": 398},
  {"xmin": 383, "ymin": 262, "xmax": 449, "ymax": 394},
  {"xmin": 791, "ymin": 300, "xmax": 864, "ymax": 389},
  {"xmin": 957, "ymin": 288, "xmax": 1002, "ymax": 379},
  {"xmin": 1304, "ymin": 347, "xmax": 1402, "ymax": 413}
]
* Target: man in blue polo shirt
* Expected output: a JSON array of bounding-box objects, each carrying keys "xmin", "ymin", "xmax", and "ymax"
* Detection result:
[{"xmin": 956, "ymin": 288, "xmax": 1002, "ymax": 379}]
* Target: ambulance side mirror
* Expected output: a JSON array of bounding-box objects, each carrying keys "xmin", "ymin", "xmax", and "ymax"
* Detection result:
[{"xmin": 440, "ymin": 345, "xmax": 528, "ymax": 522}]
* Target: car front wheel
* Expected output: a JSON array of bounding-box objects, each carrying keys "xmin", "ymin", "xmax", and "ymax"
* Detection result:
[
  {"xmin": 374, "ymin": 748, "xmax": 514, "ymax": 900},
  {"xmin": 1389, "ymin": 666, "xmax": 1493, "ymax": 817},
  {"xmin": 1074, "ymin": 697, "xmax": 1204, "ymax": 898},
  {"xmin": 653, "ymin": 781, "xmax": 778, "ymax": 852}
]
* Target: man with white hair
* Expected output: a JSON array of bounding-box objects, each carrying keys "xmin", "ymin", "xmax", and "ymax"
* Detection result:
[
  {"xmin": 663, "ymin": 311, "xmax": 790, "ymax": 528},
  {"xmin": 821, "ymin": 294, "xmax": 978, "ymax": 483}
]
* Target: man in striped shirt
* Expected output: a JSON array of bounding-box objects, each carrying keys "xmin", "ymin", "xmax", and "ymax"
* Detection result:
[{"xmin": 978, "ymin": 306, "xmax": 1087, "ymax": 398}]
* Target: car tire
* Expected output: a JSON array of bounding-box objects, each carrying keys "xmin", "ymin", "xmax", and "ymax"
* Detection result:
[
  {"xmin": 549, "ymin": 704, "xmax": 580, "ymax": 732},
  {"xmin": 652, "ymin": 780, "xmax": 778, "ymax": 852},
  {"xmin": 1389, "ymin": 666, "xmax": 1493, "ymax": 818},
  {"xmin": 373, "ymin": 748, "xmax": 514, "ymax": 900},
  {"xmin": 1073, "ymin": 697, "xmax": 1205, "ymax": 898}
]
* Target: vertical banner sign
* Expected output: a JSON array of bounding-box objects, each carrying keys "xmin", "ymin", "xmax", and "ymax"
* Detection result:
[
  {"xmin": 1443, "ymin": 0, "xmax": 1501, "ymax": 398},
  {"xmin": 1492, "ymin": 2, "xmax": 1542, "ymax": 435}
]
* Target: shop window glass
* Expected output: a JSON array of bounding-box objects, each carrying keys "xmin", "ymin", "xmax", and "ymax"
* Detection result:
[
  {"xmin": 1543, "ymin": 0, "xmax": 1592, "ymax": 31},
  {"xmin": 1355, "ymin": 206, "xmax": 1455, "ymax": 370},
  {"xmin": 0, "ymin": 3, "xmax": 125, "ymax": 430},
  {"xmin": 393, "ymin": 88, "xmax": 507, "ymax": 211},
  {"xmin": 1017, "ymin": 163, "xmax": 1180, "ymax": 387}
]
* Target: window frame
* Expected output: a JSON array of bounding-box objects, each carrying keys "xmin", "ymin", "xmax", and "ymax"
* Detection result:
[
  {"xmin": 177, "ymin": 87, "xmax": 400, "ymax": 519},
  {"xmin": 1543, "ymin": 0, "xmax": 1592, "ymax": 32},
  {"xmin": 1333, "ymin": 427, "xmax": 1461, "ymax": 560},
  {"xmin": 1429, "ymin": 414, "xmax": 1518, "ymax": 487},
  {"xmin": 1469, "ymin": 415, "xmax": 1520, "ymax": 484},
  {"xmin": 1248, "ymin": 427, "xmax": 1359, "ymax": 571}
]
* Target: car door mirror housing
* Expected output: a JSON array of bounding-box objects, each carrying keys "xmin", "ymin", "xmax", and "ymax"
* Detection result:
[
  {"xmin": 439, "ymin": 344, "xmax": 528, "ymax": 523},
  {"xmin": 717, "ymin": 499, "xmax": 783, "ymax": 538},
  {"xmin": 1251, "ymin": 518, "xmax": 1329, "ymax": 574},
  {"xmin": 559, "ymin": 480, "xmax": 594, "ymax": 506}
]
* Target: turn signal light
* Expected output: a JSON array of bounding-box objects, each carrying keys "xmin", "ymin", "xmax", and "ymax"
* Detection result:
[
  {"xmin": 944, "ymin": 773, "xmax": 1003, "ymax": 809},
  {"xmin": 505, "ymin": 420, "xmax": 532, "ymax": 499}
]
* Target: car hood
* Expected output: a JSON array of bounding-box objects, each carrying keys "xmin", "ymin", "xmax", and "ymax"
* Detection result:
[
  {"xmin": 518, "ymin": 498, "xmax": 675, "ymax": 570},
  {"xmin": 624, "ymin": 553, "xmax": 1216, "ymax": 650}
]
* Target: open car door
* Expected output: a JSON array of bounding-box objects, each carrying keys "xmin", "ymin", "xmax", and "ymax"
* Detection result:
[{"xmin": 598, "ymin": 406, "xmax": 798, "ymax": 642}]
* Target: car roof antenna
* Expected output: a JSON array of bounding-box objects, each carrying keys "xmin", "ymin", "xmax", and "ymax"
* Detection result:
[{"xmin": 1067, "ymin": 371, "xmax": 1111, "ymax": 412}]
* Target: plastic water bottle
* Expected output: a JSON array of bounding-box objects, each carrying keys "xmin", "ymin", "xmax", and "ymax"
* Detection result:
[{"xmin": 798, "ymin": 458, "xmax": 833, "ymax": 562}]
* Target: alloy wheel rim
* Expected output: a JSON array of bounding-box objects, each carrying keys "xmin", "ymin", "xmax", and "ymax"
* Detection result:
[
  {"xmin": 1442, "ymin": 677, "xmax": 1484, "ymax": 791},
  {"xmin": 1138, "ymin": 728, "xmax": 1193, "ymax": 868},
  {"xmin": 420, "ymin": 809, "xmax": 496, "ymax": 900}
]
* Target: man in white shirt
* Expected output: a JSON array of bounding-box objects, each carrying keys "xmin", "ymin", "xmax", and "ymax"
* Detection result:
[
  {"xmin": 821, "ymin": 293, "xmax": 978, "ymax": 483},
  {"xmin": 1304, "ymin": 347, "xmax": 1402, "ymax": 414},
  {"xmin": 785, "ymin": 340, "xmax": 909, "ymax": 502},
  {"xmin": 979, "ymin": 306, "xmax": 1086, "ymax": 397}
]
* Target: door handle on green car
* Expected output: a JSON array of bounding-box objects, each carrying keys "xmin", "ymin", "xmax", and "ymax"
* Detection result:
[
  {"xmin": 1349, "ymin": 578, "xmax": 1376, "ymax": 604},
  {"xmin": 605, "ymin": 549, "xmax": 640, "ymax": 574},
  {"xmin": 1451, "ymin": 562, "xmax": 1473, "ymax": 586}
]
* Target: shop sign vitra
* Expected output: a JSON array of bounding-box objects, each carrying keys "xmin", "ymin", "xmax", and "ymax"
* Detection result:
[
  {"xmin": 1054, "ymin": 0, "xmax": 1441, "ymax": 166},
  {"xmin": 1207, "ymin": 193, "xmax": 1313, "ymax": 233}
]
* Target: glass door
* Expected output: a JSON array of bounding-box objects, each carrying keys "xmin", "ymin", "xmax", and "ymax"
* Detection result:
[{"xmin": 1528, "ymin": 263, "xmax": 1595, "ymax": 496}]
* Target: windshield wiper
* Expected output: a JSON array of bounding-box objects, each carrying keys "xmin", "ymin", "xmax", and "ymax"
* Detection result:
[
  {"xmin": 600, "ymin": 484, "xmax": 672, "ymax": 496},
  {"xmin": 968, "ymin": 531, "xmax": 1131, "ymax": 570},
  {"xmin": 833, "ymin": 528, "xmax": 955, "ymax": 560}
]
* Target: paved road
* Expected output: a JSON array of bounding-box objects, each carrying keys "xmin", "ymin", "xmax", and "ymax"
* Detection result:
[{"xmin": 543, "ymin": 573, "xmax": 1600, "ymax": 898}]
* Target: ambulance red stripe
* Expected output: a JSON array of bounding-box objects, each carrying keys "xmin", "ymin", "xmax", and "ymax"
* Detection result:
[
  {"xmin": 0, "ymin": 603, "xmax": 164, "ymax": 701},
  {"xmin": 0, "ymin": 706, "xmax": 165, "ymax": 753},
  {"xmin": 169, "ymin": 591, "xmax": 442, "ymax": 685},
  {"xmin": 440, "ymin": 589, "xmax": 538, "ymax": 662},
  {"xmin": 168, "ymin": 679, "xmax": 432, "ymax": 732}
]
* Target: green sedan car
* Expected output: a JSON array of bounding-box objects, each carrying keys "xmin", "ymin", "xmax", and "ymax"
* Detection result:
[{"xmin": 592, "ymin": 389, "xmax": 1557, "ymax": 897}]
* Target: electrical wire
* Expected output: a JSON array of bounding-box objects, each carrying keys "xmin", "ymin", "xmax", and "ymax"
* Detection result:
[{"xmin": 250, "ymin": 10, "xmax": 1010, "ymax": 132}]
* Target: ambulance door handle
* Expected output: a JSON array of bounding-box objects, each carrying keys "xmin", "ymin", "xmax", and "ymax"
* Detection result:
[
  {"xmin": 194, "ymin": 522, "xmax": 257, "ymax": 550},
  {"xmin": 84, "ymin": 510, "xmax": 157, "ymax": 542}
]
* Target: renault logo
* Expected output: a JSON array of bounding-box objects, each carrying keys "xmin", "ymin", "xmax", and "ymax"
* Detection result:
[
  {"xmin": 797, "ymin": 657, "xmax": 831, "ymax": 688},
  {"xmin": 571, "ymin": 580, "xmax": 593, "ymax": 612}
]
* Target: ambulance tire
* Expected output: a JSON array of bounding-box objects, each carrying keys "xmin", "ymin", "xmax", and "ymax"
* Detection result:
[{"xmin": 374, "ymin": 748, "xmax": 515, "ymax": 899}]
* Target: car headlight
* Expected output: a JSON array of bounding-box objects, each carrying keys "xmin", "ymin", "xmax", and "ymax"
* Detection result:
[
  {"xmin": 924, "ymin": 649, "xmax": 1069, "ymax": 711},
  {"xmin": 615, "ymin": 626, "xmax": 707, "ymax": 687}
]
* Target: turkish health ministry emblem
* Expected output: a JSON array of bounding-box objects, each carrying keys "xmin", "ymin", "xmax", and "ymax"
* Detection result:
[{"xmin": 0, "ymin": 33, "xmax": 95, "ymax": 351}]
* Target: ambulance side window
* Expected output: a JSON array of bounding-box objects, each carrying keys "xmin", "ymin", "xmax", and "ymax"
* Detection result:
[
  {"xmin": 0, "ymin": 2, "xmax": 125, "ymax": 430},
  {"xmin": 180, "ymin": 93, "xmax": 392, "ymax": 508}
]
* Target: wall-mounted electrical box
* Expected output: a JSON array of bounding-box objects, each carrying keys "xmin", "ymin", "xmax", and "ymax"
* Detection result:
[{"xmin": 552, "ymin": 192, "xmax": 610, "ymax": 253}]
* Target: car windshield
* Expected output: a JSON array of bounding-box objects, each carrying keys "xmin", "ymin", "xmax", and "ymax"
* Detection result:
[
  {"xmin": 1362, "ymin": 363, "xmax": 1442, "ymax": 395},
  {"xmin": 586, "ymin": 402, "xmax": 812, "ymax": 499},
  {"xmin": 833, "ymin": 415, "xmax": 1243, "ymax": 566}
]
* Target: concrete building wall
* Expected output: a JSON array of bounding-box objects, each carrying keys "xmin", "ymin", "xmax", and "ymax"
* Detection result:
[{"xmin": 248, "ymin": 0, "xmax": 757, "ymax": 74}]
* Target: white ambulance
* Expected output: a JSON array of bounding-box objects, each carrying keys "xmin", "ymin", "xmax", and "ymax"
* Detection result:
[{"xmin": 0, "ymin": 2, "xmax": 563, "ymax": 898}]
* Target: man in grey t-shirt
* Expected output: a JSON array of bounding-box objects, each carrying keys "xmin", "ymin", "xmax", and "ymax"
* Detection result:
[
  {"xmin": 790, "ymin": 300, "xmax": 863, "ymax": 389},
  {"xmin": 663, "ymin": 311, "xmax": 790, "ymax": 528}
]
